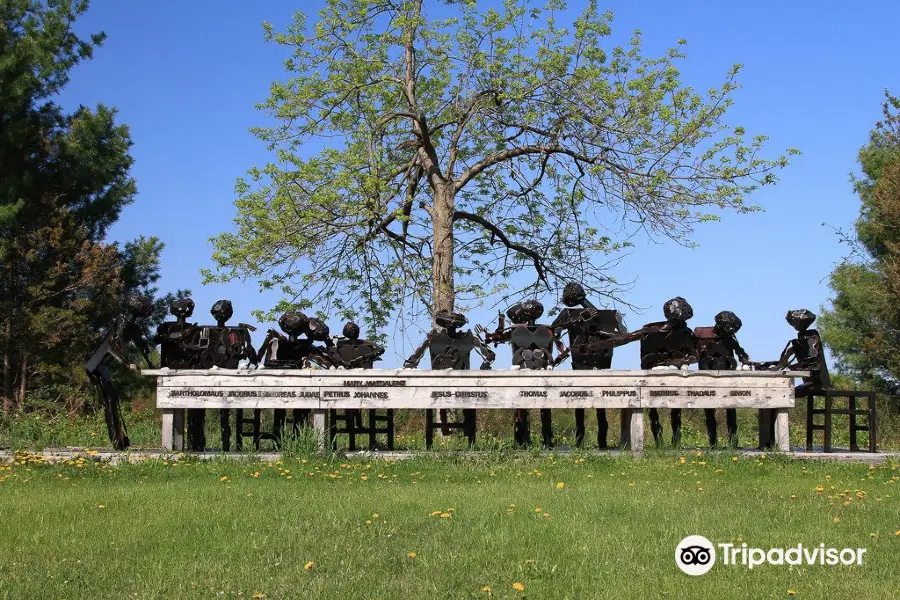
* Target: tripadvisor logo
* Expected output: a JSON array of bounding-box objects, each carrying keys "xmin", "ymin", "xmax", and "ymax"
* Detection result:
[
  {"xmin": 675, "ymin": 535, "xmax": 716, "ymax": 576},
  {"xmin": 675, "ymin": 536, "xmax": 868, "ymax": 575}
]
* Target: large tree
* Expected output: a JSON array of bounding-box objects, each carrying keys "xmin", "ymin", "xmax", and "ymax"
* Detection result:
[
  {"xmin": 0, "ymin": 0, "xmax": 172, "ymax": 412},
  {"xmin": 207, "ymin": 0, "xmax": 793, "ymax": 333},
  {"xmin": 820, "ymin": 92, "xmax": 900, "ymax": 395}
]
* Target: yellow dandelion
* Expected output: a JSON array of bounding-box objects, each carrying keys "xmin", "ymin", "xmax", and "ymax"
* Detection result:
[
  {"xmin": 542, "ymin": 513, "xmax": 551, "ymax": 519},
  {"xmin": 96, "ymin": 504, "xmax": 105, "ymax": 509},
  {"xmin": 870, "ymin": 532, "xmax": 877, "ymax": 538},
  {"xmin": 304, "ymin": 561, "xmax": 314, "ymax": 570},
  {"xmin": 440, "ymin": 513, "xmax": 452, "ymax": 518},
  {"xmin": 679, "ymin": 457, "xmax": 686, "ymax": 464},
  {"xmin": 372, "ymin": 513, "xmax": 379, "ymax": 519},
  {"xmin": 481, "ymin": 585, "xmax": 492, "ymax": 593},
  {"xmin": 407, "ymin": 552, "xmax": 416, "ymax": 559},
  {"xmin": 447, "ymin": 508, "xmax": 455, "ymax": 512},
  {"xmin": 815, "ymin": 486, "xmax": 824, "ymax": 492},
  {"xmin": 253, "ymin": 595, "xmax": 265, "ymax": 599},
  {"xmin": 430, "ymin": 511, "xmax": 442, "ymax": 517},
  {"xmin": 534, "ymin": 507, "xmax": 542, "ymax": 513},
  {"xmin": 787, "ymin": 590, "xmax": 796, "ymax": 596},
  {"xmin": 251, "ymin": 472, "xmax": 260, "ymax": 478},
  {"xmin": 220, "ymin": 476, "xmax": 229, "ymax": 482},
  {"xmin": 512, "ymin": 582, "xmax": 525, "ymax": 592},
  {"xmin": 365, "ymin": 520, "xmax": 372, "ymax": 525},
  {"xmin": 556, "ymin": 482, "xmax": 565, "ymax": 489},
  {"xmin": 894, "ymin": 530, "xmax": 900, "ymax": 536},
  {"xmin": 732, "ymin": 457, "xmax": 739, "ymax": 462},
  {"xmin": 833, "ymin": 517, "xmax": 840, "ymax": 523}
]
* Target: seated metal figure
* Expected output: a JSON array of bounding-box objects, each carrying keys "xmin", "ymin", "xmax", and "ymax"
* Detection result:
[
  {"xmin": 330, "ymin": 322, "xmax": 392, "ymax": 450},
  {"xmin": 256, "ymin": 311, "xmax": 339, "ymax": 446},
  {"xmin": 84, "ymin": 294, "xmax": 155, "ymax": 450},
  {"xmin": 484, "ymin": 299, "xmax": 568, "ymax": 447},
  {"xmin": 641, "ymin": 297, "xmax": 698, "ymax": 446},
  {"xmin": 551, "ymin": 281, "xmax": 627, "ymax": 449},
  {"xmin": 258, "ymin": 312, "xmax": 339, "ymax": 369},
  {"xmin": 694, "ymin": 310, "xmax": 750, "ymax": 447},
  {"xmin": 404, "ymin": 311, "xmax": 495, "ymax": 448},
  {"xmin": 777, "ymin": 309, "xmax": 831, "ymax": 394}
]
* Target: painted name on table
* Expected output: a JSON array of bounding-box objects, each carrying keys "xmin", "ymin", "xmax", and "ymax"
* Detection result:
[{"xmin": 648, "ymin": 389, "xmax": 753, "ymax": 397}]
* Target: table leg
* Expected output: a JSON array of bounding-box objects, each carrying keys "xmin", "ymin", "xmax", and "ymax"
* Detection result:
[
  {"xmin": 630, "ymin": 409, "xmax": 644, "ymax": 458},
  {"xmin": 774, "ymin": 408, "xmax": 790, "ymax": 452},
  {"xmin": 312, "ymin": 409, "xmax": 327, "ymax": 454}
]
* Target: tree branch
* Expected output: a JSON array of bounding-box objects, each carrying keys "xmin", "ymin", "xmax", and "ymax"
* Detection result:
[{"xmin": 452, "ymin": 210, "xmax": 549, "ymax": 289}]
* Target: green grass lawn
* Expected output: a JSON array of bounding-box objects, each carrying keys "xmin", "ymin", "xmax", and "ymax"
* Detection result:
[{"xmin": 1, "ymin": 451, "xmax": 898, "ymax": 599}]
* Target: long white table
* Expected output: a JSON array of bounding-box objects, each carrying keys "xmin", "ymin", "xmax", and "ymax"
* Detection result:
[{"xmin": 143, "ymin": 369, "xmax": 804, "ymax": 456}]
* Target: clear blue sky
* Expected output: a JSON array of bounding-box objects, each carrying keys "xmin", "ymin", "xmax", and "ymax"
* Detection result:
[{"xmin": 57, "ymin": 0, "xmax": 900, "ymax": 368}]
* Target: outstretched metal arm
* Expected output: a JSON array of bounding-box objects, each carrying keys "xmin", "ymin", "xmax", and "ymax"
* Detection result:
[
  {"xmin": 403, "ymin": 333, "xmax": 433, "ymax": 368},
  {"xmin": 473, "ymin": 332, "xmax": 496, "ymax": 370}
]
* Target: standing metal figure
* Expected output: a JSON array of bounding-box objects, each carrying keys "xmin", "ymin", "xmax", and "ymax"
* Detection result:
[
  {"xmin": 641, "ymin": 297, "xmax": 698, "ymax": 446},
  {"xmin": 693, "ymin": 311, "xmax": 750, "ymax": 447},
  {"xmin": 84, "ymin": 295, "xmax": 155, "ymax": 450},
  {"xmin": 484, "ymin": 300, "xmax": 568, "ymax": 447},
  {"xmin": 588, "ymin": 297, "xmax": 698, "ymax": 446},
  {"xmin": 551, "ymin": 282, "xmax": 627, "ymax": 449},
  {"xmin": 155, "ymin": 298, "xmax": 257, "ymax": 451},
  {"xmin": 204, "ymin": 300, "xmax": 258, "ymax": 450},
  {"xmin": 404, "ymin": 311, "xmax": 495, "ymax": 448},
  {"xmin": 155, "ymin": 298, "xmax": 204, "ymax": 450}
]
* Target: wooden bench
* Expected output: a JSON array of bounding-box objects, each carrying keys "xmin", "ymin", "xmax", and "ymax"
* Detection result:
[{"xmin": 142, "ymin": 369, "xmax": 804, "ymax": 457}]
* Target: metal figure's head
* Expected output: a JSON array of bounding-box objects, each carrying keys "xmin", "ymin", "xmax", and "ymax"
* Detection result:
[
  {"xmin": 714, "ymin": 310, "xmax": 742, "ymax": 336},
  {"xmin": 663, "ymin": 297, "xmax": 693, "ymax": 323},
  {"xmin": 279, "ymin": 311, "xmax": 309, "ymax": 338},
  {"xmin": 306, "ymin": 318, "xmax": 330, "ymax": 341},
  {"xmin": 170, "ymin": 297, "xmax": 195, "ymax": 320},
  {"xmin": 562, "ymin": 282, "xmax": 587, "ymax": 307},
  {"xmin": 210, "ymin": 299, "xmax": 233, "ymax": 326},
  {"xmin": 521, "ymin": 299, "xmax": 544, "ymax": 323},
  {"xmin": 786, "ymin": 309, "xmax": 816, "ymax": 332},
  {"xmin": 127, "ymin": 294, "xmax": 154, "ymax": 320},
  {"xmin": 434, "ymin": 311, "xmax": 467, "ymax": 330},
  {"xmin": 506, "ymin": 302, "xmax": 528, "ymax": 324},
  {"xmin": 342, "ymin": 322, "xmax": 360, "ymax": 341}
]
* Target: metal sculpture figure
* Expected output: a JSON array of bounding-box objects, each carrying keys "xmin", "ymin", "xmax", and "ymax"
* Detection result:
[
  {"xmin": 589, "ymin": 297, "xmax": 698, "ymax": 446},
  {"xmin": 256, "ymin": 311, "xmax": 339, "ymax": 445},
  {"xmin": 694, "ymin": 311, "xmax": 750, "ymax": 447},
  {"xmin": 331, "ymin": 322, "xmax": 392, "ymax": 450},
  {"xmin": 776, "ymin": 309, "xmax": 831, "ymax": 394},
  {"xmin": 483, "ymin": 299, "xmax": 568, "ymax": 447},
  {"xmin": 257, "ymin": 312, "xmax": 339, "ymax": 370},
  {"xmin": 641, "ymin": 297, "xmax": 698, "ymax": 446},
  {"xmin": 551, "ymin": 282, "xmax": 627, "ymax": 449},
  {"xmin": 84, "ymin": 295, "xmax": 155, "ymax": 450},
  {"xmin": 155, "ymin": 298, "xmax": 257, "ymax": 450},
  {"xmin": 204, "ymin": 300, "xmax": 258, "ymax": 450},
  {"xmin": 404, "ymin": 311, "xmax": 495, "ymax": 447}
]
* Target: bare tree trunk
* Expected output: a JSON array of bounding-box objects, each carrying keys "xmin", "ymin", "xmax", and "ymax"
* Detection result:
[
  {"xmin": 432, "ymin": 184, "xmax": 455, "ymax": 315},
  {"xmin": 15, "ymin": 352, "xmax": 27, "ymax": 408},
  {"xmin": 2, "ymin": 318, "xmax": 10, "ymax": 412}
]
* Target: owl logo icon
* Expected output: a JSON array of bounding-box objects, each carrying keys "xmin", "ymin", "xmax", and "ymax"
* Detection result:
[{"xmin": 675, "ymin": 535, "xmax": 716, "ymax": 575}]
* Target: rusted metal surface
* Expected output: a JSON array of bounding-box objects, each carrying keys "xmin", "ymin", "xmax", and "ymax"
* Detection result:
[{"xmin": 84, "ymin": 295, "xmax": 155, "ymax": 450}]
